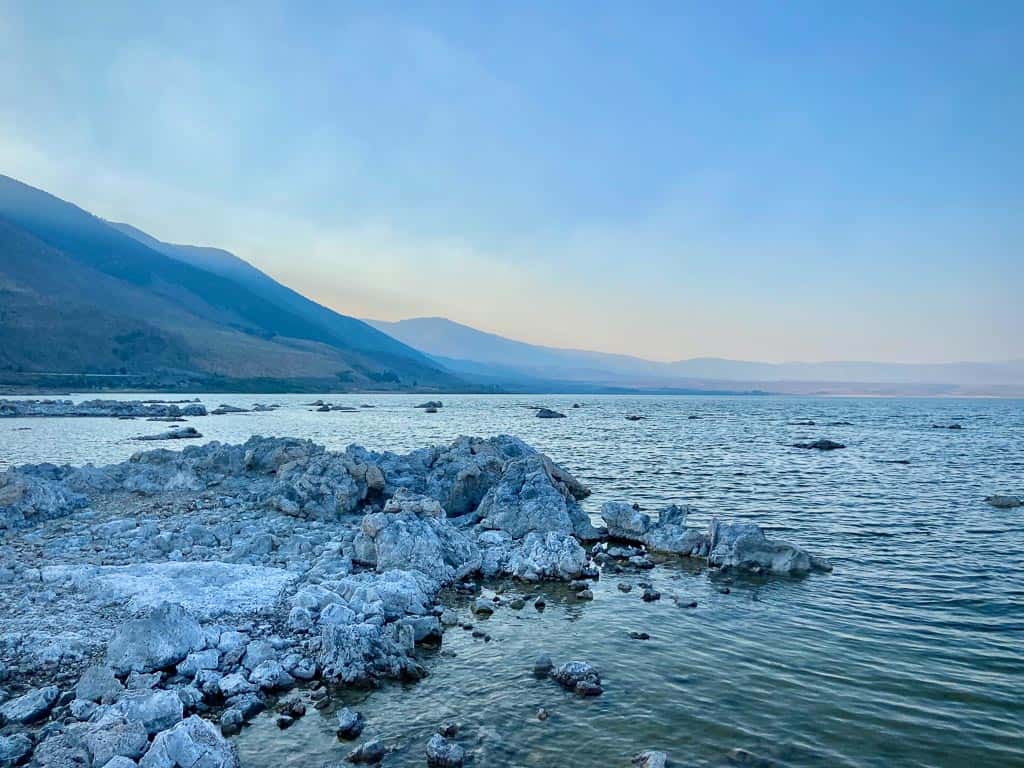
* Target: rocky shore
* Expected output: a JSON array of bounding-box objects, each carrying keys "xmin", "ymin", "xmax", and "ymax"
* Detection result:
[
  {"xmin": 0, "ymin": 435, "xmax": 830, "ymax": 767},
  {"xmin": 0, "ymin": 400, "xmax": 207, "ymax": 419}
]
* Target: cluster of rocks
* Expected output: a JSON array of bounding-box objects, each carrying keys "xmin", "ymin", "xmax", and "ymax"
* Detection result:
[
  {"xmin": 0, "ymin": 432, "xmax": 831, "ymax": 766},
  {"xmin": 0, "ymin": 400, "xmax": 207, "ymax": 419},
  {"xmin": 600, "ymin": 502, "xmax": 832, "ymax": 576}
]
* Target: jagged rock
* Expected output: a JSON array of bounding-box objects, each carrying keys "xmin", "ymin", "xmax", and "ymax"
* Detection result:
[
  {"xmin": 139, "ymin": 715, "xmax": 239, "ymax": 768},
  {"xmin": 552, "ymin": 661, "xmax": 603, "ymax": 696},
  {"xmin": 426, "ymin": 734, "xmax": 465, "ymax": 767},
  {"xmin": 0, "ymin": 734, "xmax": 32, "ymax": 767},
  {"xmin": 707, "ymin": 519, "xmax": 832, "ymax": 576},
  {"xmin": 76, "ymin": 665, "xmax": 124, "ymax": 704},
  {"xmin": 0, "ymin": 467, "xmax": 90, "ymax": 529},
  {"xmin": 476, "ymin": 456, "xmax": 598, "ymax": 540},
  {"xmin": 105, "ymin": 604, "xmax": 205, "ymax": 674},
  {"xmin": 986, "ymin": 494, "xmax": 1022, "ymax": 509},
  {"xmin": 318, "ymin": 623, "xmax": 421, "ymax": 685},
  {"xmin": 353, "ymin": 491, "xmax": 481, "ymax": 585},
  {"xmin": 506, "ymin": 532, "xmax": 588, "ymax": 581},
  {"xmin": 601, "ymin": 502, "xmax": 708, "ymax": 556},
  {"xmin": 336, "ymin": 707, "xmax": 365, "ymax": 739},
  {"xmin": 176, "ymin": 650, "xmax": 220, "ymax": 679},
  {"xmin": 0, "ymin": 685, "xmax": 59, "ymax": 724},
  {"xmin": 249, "ymin": 661, "xmax": 294, "ymax": 691},
  {"xmin": 633, "ymin": 751, "xmax": 669, "ymax": 768},
  {"xmin": 82, "ymin": 716, "xmax": 149, "ymax": 765}
]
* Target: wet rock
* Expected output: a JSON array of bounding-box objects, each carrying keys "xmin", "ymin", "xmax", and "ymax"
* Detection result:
[
  {"xmin": 415, "ymin": 401, "xmax": 443, "ymax": 409},
  {"xmin": 617, "ymin": 582, "xmax": 633, "ymax": 592},
  {"xmin": 535, "ymin": 408, "xmax": 566, "ymax": 419},
  {"xmin": 0, "ymin": 684, "xmax": 59, "ymax": 724},
  {"xmin": 986, "ymin": 495, "xmax": 1022, "ymax": 509},
  {"xmin": 426, "ymin": 734, "xmax": 465, "ymax": 767},
  {"xmin": 633, "ymin": 750, "xmax": 669, "ymax": 768},
  {"xmin": 629, "ymin": 631, "xmax": 651, "ymax": 640},
  {"xmin": 211, "ymin": 404, "xmax": 248, "ymax": 415},
  {"xmin": 536, "ymin": 707, "xmax": 549, "ymax": 721},
  {"xmin": 346, "ymin": 738, "xmax": 386, "ymax": 764},
  {"xmin": 792, "ymin": 439, "xmax": 845, "ymax": 450},
  {"xmin": 625, "ymin": 415, "xmax": 644, "ymax": 421},
  {"xmin": 276, "ymin": 715, "xmax": 295, "ymax": 729},
  {"xmin": 336, "ymin": 707, "xmax": 365, "ymax": 739},
  {"xmin": 577, "ymin": 588, "xmax": 594, "ymax": 600},
  {"xmin": 601, "ymin": 502, "xmax": 708, "ymax": 556},
  {"xmin": 707, "ymin": 519, "xmax": 832, "ymax": 576},
  {"xmin": 105, "ymin": 604, "xmax": 205, "ymax": 675},
  {"xmin": 136, "ymin": 426, "xmax": 202, "ymax": 441},
  {"xmin": 139, "ymin": 715, "xmax": 239, "ymax": 768},
  {"xmin": 642, "ymin": 588, "xmax": 662, "ymax": 602},
  {"xmin": 438, "ymin": 723, "xmax": 459, "ymax": 738},
  {"xmin": 533, "ymin": 655, "xmax": 553, "ymax": 677},
  {"xmin": 552, "ymin": 661, "xmax": 603, "ymax": 696},
  {"xmin": 473, "ymin": 597, "xmax": 495, "ymax": 616}
]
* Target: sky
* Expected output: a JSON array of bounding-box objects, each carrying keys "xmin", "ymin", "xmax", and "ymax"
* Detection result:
[{"xmin": 1, "ymin": 1, "xmax": 1021, "ymax": 363}]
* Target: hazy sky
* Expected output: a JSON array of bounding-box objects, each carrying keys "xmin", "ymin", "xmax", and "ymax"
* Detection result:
[{"xmin": 1, "ymin": 1, "xmax": 1021, "ymax": 363}]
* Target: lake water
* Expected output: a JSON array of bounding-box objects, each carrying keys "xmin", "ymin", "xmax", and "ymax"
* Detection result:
[{"xmin": 2, "ymin": 394, "xmax": 1022, "ymax": 767}]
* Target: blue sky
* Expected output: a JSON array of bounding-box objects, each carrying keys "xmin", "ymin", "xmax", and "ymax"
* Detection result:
[{"xmin": 1, "ymin": 1, "xmax": 1021, "ymax": 362}]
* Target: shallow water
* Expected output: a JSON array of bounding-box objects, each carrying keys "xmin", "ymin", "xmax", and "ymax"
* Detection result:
[{"xmin": 3, "ymin": 394, "xmax": 1022, "ymax": 766}]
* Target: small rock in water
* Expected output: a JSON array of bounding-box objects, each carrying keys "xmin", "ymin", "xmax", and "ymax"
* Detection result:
[
  {"xmin": 426, "ymin": 733, "xmax": 465, "ymax": 767},
  {"xmin": 416, "ymin": 401, "xmax": 443, "ymax": 409},
  {"xmin": 629, "ymin": 631, "xmax": 651, "ymax": 640},
  {"xmin": 347, "ymin": 738, "xmax": 387, "ymax": 764},
  {"xmin": 617, "ymin": 582, "xmax": 633, "ymax": 593},
  {"xmin": 986, "ymin": 494, "xmax": 1022, "ymax": 509},
  {"xmin": 509, "ymin": 597, "xmax": 526, "ymax": 609},
  {"xmin": 533, "ymin": 595, "xmax": 546, "ymax": 610},
  {"xmin": 625, "ymin": 415, "xmax": 644, "ymax": 421},
  {"xmin": 535, "ymin": 408, "xmax": 566, "ymax": 419},
  {"xmin": 577, "ymin": 588, "xmax": 594, "ymax": 600},
  {"xmin": 473, "ymin": 597, "xmax": 495, "ymax": 616},
  {"xmin": 552, "ymin": 661, "xmax": 603, "ymax": 696},
  {"xmin": 642, "ymin": 587, "xmax": 661, "ymax": 602},
  {"xmin": 633, "ymin": 750, "xmax": 670, "ymax": 768},
  {"xmin": 533, "ymin": 654, "xmax": 554, "ymax": 677},
  {"xmin": 276, "ymin": 715, "xmax": 295, "ymax": 729},
  {"xmin": 336, "ymin": 707, "xmax": 365, "ymax": 739},
  {"xmin": 537, "ymin": 707, "xmax": 549, "ymax": 721},
  {"xmin": 792, "ymin": 439, "xmax": 845, "ymax": 450},
  {"xmin": 136, "ymin": 426, "xmax": 202, "ymax": 441},
  {"xmin": 438, "ymin": 723, "xmax": 459, "ymax": 738}
]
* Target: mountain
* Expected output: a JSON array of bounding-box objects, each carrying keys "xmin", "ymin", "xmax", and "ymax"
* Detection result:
[
  {"xmin": 0, "ymin": 174, "xmax": 462, "ymax": 392},
  {"xmin": 366, "ymin": 317, "xmax": 1024, "ymax": 396}
]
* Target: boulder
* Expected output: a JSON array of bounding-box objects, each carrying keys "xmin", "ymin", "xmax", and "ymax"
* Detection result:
[
  {"xmin": 136, "ymin": 426, "xmax": 202, "ymax": 441},
  {"xmin": 535, "ymin": 408, "xmax": 566, "ymax": 419},
  {"xmin": 0, "ymin": 685, "xmax": 59, "ymax": 724},
  {"xmin": 706, "ymin": 519, "xmax": 832, "ymax": 576},
  {"xmin": 506, "ymin": 532, "xmax": 588, "ymax": 581},
  {"xmin": 139, "ymin": 715, "xmax": 239, "ymax": 768},
  {"xmin": 346, "ymin": 739, "xmax": 386, "ymax": 764},
  {"xmin": 76, "ymin": 665, "xmax": 124, "ymax": 703},
  {"xmin": 318, "ymin": 623, "xmax": 421, "ymax": 685},
  {"xmin": 336, "ymin": 707, "xmax": 365, "ymax": 739},
  {"xmin": 82, "ymin": 717, "xmax": 149, "ymax": 765},
  {"xmin": 115, "ymin": 689, "xmax": 184, "ymax": 735},
  {"xmin": 0, "ymin": 734, "xmax": 32, "ymax": 767},
  {"xmin": 105, "ymin": 604, "xmax": 205, "ymax": 674}
]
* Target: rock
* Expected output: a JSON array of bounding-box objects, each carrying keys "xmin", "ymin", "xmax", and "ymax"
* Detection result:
[
  {"xmin": 438, "ymin": 723, "xmax": 459, "ymax": 738},
  {"xmin": 535, "ymin": 408, "xmax": 566, "ymax": 419},
  {"xmin": 641, "ymin": 588, "xmax": 661, "ymax": 602},
  {"xmin": 76, "ymin": 665, "xmax": 124, "ymax": 703},
  {"xmin": 617, "ymin": 582, "xmax": 633, "ymax": 592},
  {"xmin": 211, "ymin": 405, "xmax": 248, "ymax": 415},
  {"xmin": 625, "ymin": 415, "xmax": 644, "ymax": 421},
  {"xmin": 0, "ymin": 399, "xmax": 206, "ymax": 419},
  {"xmin": 601, "ymin": 501, "xmax": 708, "ymax": 556},
  {"xmin": 629, "ymin": 631, "xmax": 651, "ymax": 640},
  {"xmin": 533, "ymin": 655, "xmax": 553, "ymax": 677},
  {"xmin": 287, "ymin": 606, "xmax": 313, "ymax": 631},
  {"xmin": 473, "ymin": 597, "xmax": 495, "ymax": 616},
  {"xmin": 176, "ymin": 650, "xmax": 220, "ymax": 679},
  {"xmin": 536, "ymin": 707, "xmax": 549, "ymax": 721},
  {"xmin": 426, "ymin": 734, "xmax": 465, "ymax": 767},
  {"xmin": 218, "ymin": 673, "xmax": 257, "ymax": 698},
  {"xmin": 506, "ymin": 532, "xmax": 588, "ymax": 581},
  {"xmin": 115, "ymin": 689, "xmax": 184, "ymax": 735},
  {"xmin": 100, "ymin": 758, "xmax": 138, "ymax": 768},
  {"xmin": 139, "ymin": 715, "xmax": 239, "ymax": 768},
  {"xmin": 0, "ymin": 734, "xmax": 32, "ymax": 766},
  {"xmin": 136, "ymin": 427, "xmax": 202, "ymax": 441},
  {"xmin": 318, "ymin": 623, "xmax": 421, "ymax": 685},
  {"xmin": 415, "ymin": 401, "xmax": 443, "ymax": 409},
  {"xmin": 577, "ymin": 588, "xmax": 594, "ymax": 600},
  {"xmin": 0, "ymin": 685, "xmax": 59, "ymax": 724},
  {"xmin": 105, "ymin": 604, "xmax": 205, "ymax": 675},
  {"xmin": 986, "ymin": 495, "xmax": 1022, "ymax": 509},
  {"xmin": 552, "ymin": 661, "xmax": 603, "ymax": 696},
  {"xmin": 82, "ymin": 717, "xmax": 149, "ymax": 765},
  {"xmin": 707, "ymin": 518, "xmax": 832, "ymax": 576},
  {"xmin": 249, "ymin": 661, "xmax": 295, "ymax": 691},
  {"xmin": 276, "ymin": 715, "xmax": 294, "ymax": 729},
  {"xmin": 792, "ymin": 439, "xmax": 845, "ymax": 450},
  {"xmin": 346, "ymin": 739, "xmax": 386, "ymax": 764},
  {"xmin": 336, "ymin": 707, "xmax": 365, "ymax": 739},
  {"xmin": 633, "ymin": 751, "xmax": 669, "ymax": 768}
]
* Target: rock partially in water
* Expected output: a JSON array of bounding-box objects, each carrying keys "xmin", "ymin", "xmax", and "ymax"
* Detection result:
[
  {"xmin": 416, "ymin": 401, "xmax": 444, "ymax": 409},
  {"xmin": 792, "ymin": 439, "xmax": 845, "ymax": 450},
  {"xmin": 318, "ymin": 622, "xmax": 422, "ymax": 685},
  {"xmin": 426, "ymin": 733, "xmax": 465, "ymax": 767},
  {"xmin": 139, "ymin": 715, "xmax": 239, "ymax": 768},
  {"xmin": 346, "ymin": 738, "xmax": 387, "ymax": 764},
  {"xmin": 0, "ymin": 398, "xmax": 206, "ymax": 418},
  {"xmin": 212, "ymin": 404, "xmax": 249, "ymax": 415},
  {"xmin": 506, "ymin": 532, "xmax": 588, "ymax": 581},
  {"xmin": 535, "ymin": 408, "xmax": 566, "ymax": 419},
  {"xmin": 707, "ymin": 519, "xmax": 832, "ymax": 576},
  {"xmin": 633, "ymin": 750, "xmax": 669, "ymax": 768},
  {"xmin": 986, "ymin": 494, "xmax": 1022, "ymax": 509},
  {"xmin": 136, "ymin": 426, "xmax": 203, "ymax": 441},
  {"xmin": 601, "ymin": 502, "xmax": 708, "ymax": 556},
  {"xmin": 533, "ymin": 654, "xmax": 554, "ymax": 677},
  {"xmin": 336, "ymin": 707, "xmax": 365, "ymax": 739},
  {"xmin": 552, "ymin": 660, "xmax": 603, "ymax": 696}
]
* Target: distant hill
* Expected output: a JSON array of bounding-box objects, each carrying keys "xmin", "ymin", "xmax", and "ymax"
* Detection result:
[
  {"xmin": 0, "ymin": 174, "xmax": 462, "ymax": 392},
  {"xmin": 367, "ymin": 316, "xmax": 1024, "ymax": 396}
]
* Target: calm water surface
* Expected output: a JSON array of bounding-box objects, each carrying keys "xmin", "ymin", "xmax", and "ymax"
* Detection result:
[{"xmin": 2, "ymin": 394, "xmax": 1022, "ymax": 767}]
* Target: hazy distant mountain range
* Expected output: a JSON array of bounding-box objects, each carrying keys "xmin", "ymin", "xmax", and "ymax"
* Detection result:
[
  {"xmin": 367, "ymin": 317, "xmax": 1024, "ymax": 396},
  {"xmin": 0, "ymin": 174, "xmax": 460, "ymax": 392},
  {"xmin": 1, "ymin": 173, "xmax": 1020, "ymax": 396}
]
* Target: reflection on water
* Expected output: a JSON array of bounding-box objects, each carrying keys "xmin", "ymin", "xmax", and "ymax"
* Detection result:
[{"xmin": 3, "ymin": 394, "xmax": 1022, "ymax": 766}]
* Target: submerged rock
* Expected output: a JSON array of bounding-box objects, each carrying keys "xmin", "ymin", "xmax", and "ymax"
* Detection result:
[
  {"xmin": 792, "ymin": 440, "xmax": 845, "ymax": 450},
  {"xmin": 985, "ymin": 494, "xmax": 1022, "ymax": 509},
  {"xmin": 416, "ymin": 401, "xmax": 444, "ymax": 409},
  {"xmin": 346, "ymin": 739, "xmax": 387, "ymax": 764}
]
